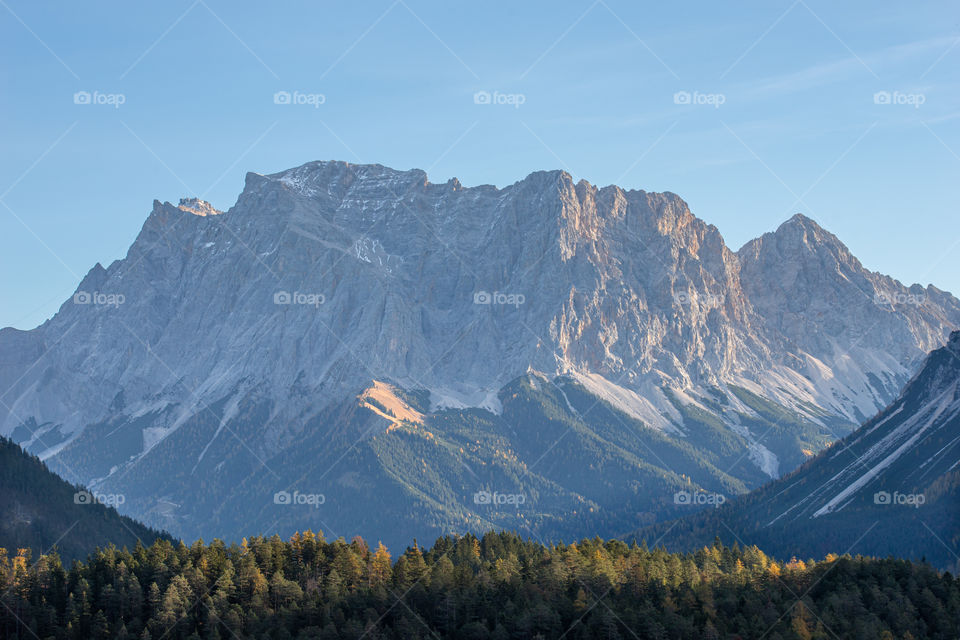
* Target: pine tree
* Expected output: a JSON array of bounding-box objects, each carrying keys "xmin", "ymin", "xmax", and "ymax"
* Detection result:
[{"xmin": 790, "ymin": 601, "xmax": 813, "ymax": 640}]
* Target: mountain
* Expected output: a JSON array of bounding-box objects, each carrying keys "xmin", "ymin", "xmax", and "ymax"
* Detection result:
[
  {"xmin": 0, "ymin": 160, "xmax": 957, "ymax": 550},
  {"xmin": 0, "ymin": 436, "xmax": 170, "ymax": 562},
  {"xmin": 630, "ymin": 331, "xmax": 960, "ymax": 570},
  {"xmin": 738, "ymin": 213, "xmax": 960, "ymax": 417}
]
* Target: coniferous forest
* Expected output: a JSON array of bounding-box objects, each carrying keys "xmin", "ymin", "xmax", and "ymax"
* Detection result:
[{"xmin": 2, "ymin": 532, "xmax": 958, "ymax": 640}]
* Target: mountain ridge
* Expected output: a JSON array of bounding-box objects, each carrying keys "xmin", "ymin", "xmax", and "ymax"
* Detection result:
[{"xmin": 1, "ymin": 159, "xmax": 957, "ymax": 548}]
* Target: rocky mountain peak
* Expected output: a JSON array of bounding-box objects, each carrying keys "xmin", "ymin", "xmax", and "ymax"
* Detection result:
[
  {"xmin": 783, "ymin": 212, "xmax": 822, "ymax": 229},
  {"xmin": 902, "ymin": 328, "xmax": 960, "ymax": 404},
  {"xmin": 739, "ymin": 212, "xmax": 851, "ymax": 261},
  {"xmin": 736, "ymin": 203, "xmax": 959, "ymax": 421},
  {"xmin": 261, "ymin": 160, "xmax": 430, "ymax": 200},
  {"xmin": 177, "ymin": 198, "xmax": 222, "ymax": 217}
]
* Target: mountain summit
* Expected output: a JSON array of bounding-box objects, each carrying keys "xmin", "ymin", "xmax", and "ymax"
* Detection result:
[{"xmin": 1, "ymin": 160, "xmax": 957, "ymax": 547}]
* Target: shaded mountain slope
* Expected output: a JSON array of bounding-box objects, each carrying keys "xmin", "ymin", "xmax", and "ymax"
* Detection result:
[
  {"xmin": 630, "ymin": 331, "xmax": 960, "ymax": 570},
  {"xmin": 0, "ymin": 436, "xmax": 170, "ymax": 563}
]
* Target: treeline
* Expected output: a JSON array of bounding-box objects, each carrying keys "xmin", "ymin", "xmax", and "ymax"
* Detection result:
[{"xmin": 1, "ymin": 531, "xmax": 958, "ymax": 639}]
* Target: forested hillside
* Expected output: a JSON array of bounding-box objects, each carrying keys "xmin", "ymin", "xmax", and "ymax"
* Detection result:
[
  {"xmin": 2, "ymin": 531, "xmax": 957, "ymax": 639},
  {"xmin": 0, "ymin": 436, "xmax": 170, "ymax": 562}
]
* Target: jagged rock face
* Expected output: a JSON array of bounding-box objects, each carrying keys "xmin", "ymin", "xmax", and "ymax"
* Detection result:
[
  {"xmin": 548, "ymin": 180, "xmax": 764, "ymax": 387},
  {"xmin": 1, "ymin": 163, "xmax": 768, "ymax": 442},
  {"xmin": 738, "ymin": 215, "xmax": 960, "ymax": 419},
  {"xmin": 0, "ymin": 160, "xmax": 958, "ymax": 543}
]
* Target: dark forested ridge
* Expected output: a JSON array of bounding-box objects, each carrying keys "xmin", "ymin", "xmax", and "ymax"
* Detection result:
[
  {"xmin": 2, "ymin": 532, "xmax": 958, "ymax": 640},
  {"xmin": 0, "ymin": 436, "xmax": 170, "ymax": 563},
  {"xmin": 628, "ymin": 332, "xmax": 960, "ymax": 572}
]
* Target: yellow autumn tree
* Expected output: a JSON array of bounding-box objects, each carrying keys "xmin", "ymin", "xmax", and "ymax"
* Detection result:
[{"xmin": 369, "ymin": 542, "xmax": 392, "ymax": 589}]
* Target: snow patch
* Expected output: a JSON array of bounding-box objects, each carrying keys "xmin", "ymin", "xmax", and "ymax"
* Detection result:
[
  {"xmin": 812, "ymin": 386, "xmax": 958, "ymax": 517},
  {"xmin": 429, "ymin": 385, "xmax": 503, "ymax": 415},
  {"xmin": 279, "ymin": 167, "xmax": 320, "ymax": 197},
  {"xmin": 568, "ymin": 372, "xmax": 683, "ymax": 435},
  {"xmin": 194, "ymin": 390, "xmax": 244, "ymax": 471}
]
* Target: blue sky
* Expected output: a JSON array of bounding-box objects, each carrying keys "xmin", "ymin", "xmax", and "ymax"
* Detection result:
[{"xmin": 1, "ymin": 0, "xmax": 958, "ymax": 329}]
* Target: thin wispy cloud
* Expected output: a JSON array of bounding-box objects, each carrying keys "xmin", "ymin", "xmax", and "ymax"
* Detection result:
[{"xmin": 739, "ymin": 35, "xmax": 959, "ymax": 100}]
